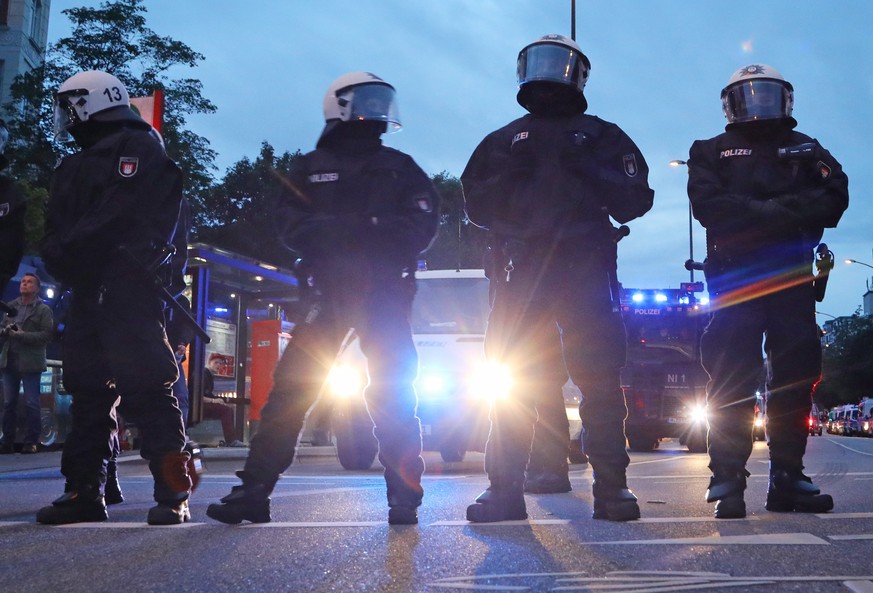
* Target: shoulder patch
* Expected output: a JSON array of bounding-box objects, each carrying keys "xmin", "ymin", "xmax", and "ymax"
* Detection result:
[
  {"xmin": 816, "ymin": 161, "xmax": 831, "ymax": 180},
  {"xmin": 118, "ymin": 157, "xmax": 139, "ymax": 178},
  {"xmin": 623, "ymin": 154, "xmax": 638, "ymax": 177}
]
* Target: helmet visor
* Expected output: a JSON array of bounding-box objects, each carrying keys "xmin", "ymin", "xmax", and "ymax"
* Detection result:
[
  {"xmin": 53, "ymin": 92, "xmax": 84, "ymax": 142},
  {"xmin": 517, "ymin": 43, "xmax": 588, "ymax": 92},
  {"xmin": 339, "ymin": 82, "xmax": 401, "ymax": 132},
  {"xmin": 722, "ymin": 80, "xmax": 792, "ymax": 124}
]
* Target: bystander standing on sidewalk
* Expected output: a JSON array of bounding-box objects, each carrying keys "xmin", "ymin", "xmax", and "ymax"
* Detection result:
[{"xmin": 0, "ymin": 273, "xmax": 54, "ymax": 453}]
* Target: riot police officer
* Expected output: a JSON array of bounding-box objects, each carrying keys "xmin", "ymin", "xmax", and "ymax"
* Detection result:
[
  {"xmin": 687, "ymin": 64, "xmax": 848, "ymax": 518},
  {"xmin": 37, "ymin": 70, "xmax": 191, "ymax": 525},
  {"xmin": 206, "ymin": 72, "xmax": 440, "ymax": 526},
  {"xmin": 462, "ymin": 34, "xmax": 654, "ymax": 522}
]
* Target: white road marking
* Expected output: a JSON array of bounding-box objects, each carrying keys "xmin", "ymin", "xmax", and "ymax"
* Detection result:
[
  {"xmin": 432, "ymin": 519, "xmax": 570, "ymax": 526},
  {"xmin": 635, "ymin": 516, "xmax": 761, "ymax": 523},
  {"xmin": 829, "ymin": 534, "xmax": 873, "ymax": 541},
  {"xmin": 56, "ymin": 521, "xmax": 206, "ymax": 528},
  {"xmin": 593, "ymin": 532, "xmax": 828, "ymax": 545},
  {"xmin": 817, "ymin": 512, "xmax": 873, "ymax": 519},
  {"xmin": 240, "ymin": 521, "xmax": 384, "ymax": 527},
  {"xmin": 825, "ymin": 438, "xmax": 873, "ymax": 457},
  {"xmin": 430, "ymin": 571, "xmax": 873, "ymax": 592}
]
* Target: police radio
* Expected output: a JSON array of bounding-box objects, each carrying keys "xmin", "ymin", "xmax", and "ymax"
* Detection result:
[{"xmin": 777, "ymin": 142, "xmax": 817, "ymax": 160}]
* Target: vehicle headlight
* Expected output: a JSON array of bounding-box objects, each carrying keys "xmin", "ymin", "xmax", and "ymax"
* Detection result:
[
  {"xmin": 327, "ymin": 365, "xmax": 364, "ymax": 399},
  {"xmin": 689, "ymin": 404, "xmax": 707, "ymax": 424},
  {"xmin": 416, "ymin": 370, "xmax": 449, "ymax": 398},
  {"xmin": 754, "ymin": 417, "xmax": 764, "ymax": 428},
  {"xmin": 469, "ymin": 362, "xmax": 513, "ymax": 402}
]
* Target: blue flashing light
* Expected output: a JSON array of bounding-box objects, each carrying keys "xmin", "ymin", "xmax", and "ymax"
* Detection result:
[
  {"xmin": 214, "ymin": 307, "xmax": 229, "ymax": 314},
  {"xmin": 699, "ymin": 296, "xmax": 710, "ymax": 306},
  {"xmin": 678, "ymin": 296, "xmax": 690, "ymax": 305},
  {"xmin": 654, "ymin": 293, "xmax": 668, "ymax": 303},
  {"xmin": 632, "ymin": 292, "xmax": 645, "ymax": 303}
]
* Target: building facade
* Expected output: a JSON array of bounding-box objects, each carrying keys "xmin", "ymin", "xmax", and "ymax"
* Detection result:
[{"xmin": 0, "ymin": 0, "xmax": 50, "ymax": 113}]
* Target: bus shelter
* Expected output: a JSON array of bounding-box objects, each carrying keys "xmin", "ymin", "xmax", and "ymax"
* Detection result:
[{"xmin": 185, "ymin": 243, "xmax": 298, "ymax": 443}]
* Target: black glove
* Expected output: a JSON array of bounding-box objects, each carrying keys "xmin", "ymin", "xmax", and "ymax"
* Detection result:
[{"xmin": 746, "ymin": 198, "xmax": 801, "ymax": 225}]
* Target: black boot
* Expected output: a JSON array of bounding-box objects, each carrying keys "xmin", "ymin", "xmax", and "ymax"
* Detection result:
[
  {"xmin": 524, "ymin": 470, "xmax": 571, "ymax": 494},
  {"xmin": 36, "ymin": 485, "xmax": 108, "ymax": 525},
  {"xmin": 105, "ymin": 460, "xmax": 124, "ymax": 505},
  {"xmin": 592, "ymin": 477, "xmax": 640, "ymax": 521},
  {"xmin": 467, "ymin": 481, "xmax": 527, "ymax": 523},
  {"xmin": 706, "ymin": 468, "xmax": 749, "ymax": 519},
  {"xmin": 766, "ymin": 469, "xmax": 834, "ymax": 513},
  {"xmin": 388, "ymin": 506, "xmax": 419, "ymax": 525},
  {"xmin": 206, "ymin": 471, "xmax": 272, "ymax": 524},
  {"xmin": 148, "ymin": 499, "xmax": 191, "ymax": 525}
]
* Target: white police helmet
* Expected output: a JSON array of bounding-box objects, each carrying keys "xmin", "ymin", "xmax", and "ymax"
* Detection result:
[
  {"xmin": 721, "ymin": 64, "xmax": 794, "ymax": 124},
  {"xmin": 322, "ymin": 72, "xmax": 401, "ymax": 133},
  {"xmin": 517, "ymin": 34, "xmax": 590, "ymax": 95},
  {"xmin": 53, "ymin": 70, "xmax": 138, "ymax": 141}
]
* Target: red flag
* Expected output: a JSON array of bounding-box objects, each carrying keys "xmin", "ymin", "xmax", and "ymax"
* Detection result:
[{"xmin": 129, "ymin": 88, "xmax": 165, "ymax": 132}]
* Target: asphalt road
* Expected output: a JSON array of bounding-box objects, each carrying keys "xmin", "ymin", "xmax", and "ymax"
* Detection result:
[{"xmin": 2, "ymin": 435, "xmax": 873, "ymax": 593}]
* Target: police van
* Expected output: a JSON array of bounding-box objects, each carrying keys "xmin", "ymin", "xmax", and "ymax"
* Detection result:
[
  {"xmin": 322, "ymin": 268, "xmax": 588, "ymax": 470},
  {"xmin": 324, "ymin": 269, "xmax": 495, "ymax": 469}
]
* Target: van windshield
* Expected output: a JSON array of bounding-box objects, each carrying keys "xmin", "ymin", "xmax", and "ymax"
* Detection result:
[{"xmin": 411, "ymin": 276, "xmax": 490, "ymax": 335}]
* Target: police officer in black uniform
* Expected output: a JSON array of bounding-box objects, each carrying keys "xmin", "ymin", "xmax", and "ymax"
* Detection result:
[
  {"xmin": 206, "ymin": 72, "xmax": 440, "ymax": 526},
  {"xmin": 37, "ymin": 70, "xmax": 191, "ymax": 525},
  {"xmin": 0, "ymin": 119, "xmax": 26, "ymax": 291},
  {"xmin": 462, "ymin": 34, "xmax": 654, "ymax": 523},
  {"xmin": 687, "ymin": 64, "xmax": 848, "ymax": 519}
]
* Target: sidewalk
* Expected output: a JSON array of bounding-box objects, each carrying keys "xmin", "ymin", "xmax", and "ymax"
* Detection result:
[{"xmin": 0, "ymin": 444, "xmax": 337, "ymax": 475}]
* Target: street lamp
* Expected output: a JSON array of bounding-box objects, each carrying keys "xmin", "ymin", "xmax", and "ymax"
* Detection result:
[
  {"xmin": 845, "ymin": 258, "xmax": 873, "ymax": 270},
  {"xmin": 669, "ymin": 159, "xmax": 695, "ymax": 282}
]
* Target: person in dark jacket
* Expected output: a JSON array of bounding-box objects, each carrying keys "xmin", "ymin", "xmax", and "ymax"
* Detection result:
[
  {"xmin": 207, "ymin": 72, "xmax": 440, "ymax": 526},
  {"xmin": 687, "ymin": 64, "xmax": 848, "ymax": 519},
  {"xmin": 37, "ymin": 70, "xmax": 191, "ymax": 525},
  {"xmin": 0, "ymin": 119, "xmax": 26, "ymax": 291},
  {"xmin": 462, "ymin": 34, "xmax": 654, "ymax": 523},
  {"xmin": 0, "ymin": 273, "xmax": 53, "ymax": 453}
]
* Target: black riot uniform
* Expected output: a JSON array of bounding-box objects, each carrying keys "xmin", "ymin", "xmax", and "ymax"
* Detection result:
[
  {"xmin": 37, "ymin": 71, "xmax": 190, "ymax": 525},
  {"xmin": 688, "ymin": 64, "xmax": 848, "ymax": 519},
  {"xmin": 462, "ymin": 34, "xmax": 654, "ymax": 523},
  {"xmin": 207, "ymin": 72, "xmax": 440, "ymax": 526}
]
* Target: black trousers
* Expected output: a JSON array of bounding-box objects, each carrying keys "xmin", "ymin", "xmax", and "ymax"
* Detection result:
[
  {"xmin": 61, "ymin": 277, "xmax": 189, "ymax": 502},
  {"xmin": 243, "ymin": 278, "xmax": 425, "ymax": 508},
  {"xmin": 482, "ymin": 248, "xmax": 630, "ymax": 487},
  {"xmin": 702, "ymin": 279, "xmax": 820, "ymax": 472}
]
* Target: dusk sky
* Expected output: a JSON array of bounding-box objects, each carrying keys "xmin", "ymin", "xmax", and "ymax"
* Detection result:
[{"xmin": 47, "ymin": 1, "xmax": 873, "ymax": 318}]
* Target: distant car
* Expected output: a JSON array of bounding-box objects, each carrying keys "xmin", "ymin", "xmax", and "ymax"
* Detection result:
[
  {"xmin": 807, "ymin": 414, "xmax": 823, "ymax": 436},
  {"xmin": 753, "ymin": 395, "xmax": 766, "ymax": 441}
]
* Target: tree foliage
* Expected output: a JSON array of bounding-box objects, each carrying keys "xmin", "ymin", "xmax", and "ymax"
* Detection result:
[
  {"xmin": 4, "ymin": 0, "xmax": 217, "ymax": 247},
  {"xmin": 816, "ymin": 314, "xmax": 873, "ymax": 408},
  {"xmin": 414, "ymin": 171, "xmax": 489, "ymax": 271},
  {"xmin": 194, "ymin": 142, "xmax": 302, "ymax": 267}
]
